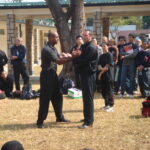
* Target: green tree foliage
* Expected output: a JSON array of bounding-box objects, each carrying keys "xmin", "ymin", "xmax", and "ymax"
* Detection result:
[
  {"xmin": 111, "ymin": 16, "xmax": 142, "ymax": 29},
  {"xmin": 110, "ymin": 16, "xmax": 142, "ymax": 39},
  {"xmin": 143, "ymin": 16, "xmax": 150, "ymax": 29}
]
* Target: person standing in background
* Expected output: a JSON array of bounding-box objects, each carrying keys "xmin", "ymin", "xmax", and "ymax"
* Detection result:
[
  {"xmin": 92, "ymin": 38, "xmax": 103, "ymax": 93},
  {"xmin": 71, "ymin": 35, "xmax": 84, "ymax": 89},
  {"xmin": 119, "ymin": 33, "xmax": 139, "ymax": 98},
  {"xmin": 98, "ymin": 42, "xmax": 114, "ymax": 112},
  {"xmin": 114, "ymin": 36, "xmax": 126, "ymax": 95},
  {"xmin": 102, "ymin": 36, "xmax": 108, "ymax": 44},
  {"xmin": 108, "ymin": 39, "xmax": 118, "ymax": 65},
  {"xmin": 136, "ymin": 40, "xmax": 150, "ymax": 98},
  {"xmin": 136, "ymin": 38, "xmax": 143, "ymax": 51},
  {"xmin": 10, "ymin": 38, "xmax": 29, "ymax": 92}
]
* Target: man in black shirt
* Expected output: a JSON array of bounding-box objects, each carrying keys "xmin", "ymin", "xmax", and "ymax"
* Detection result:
[
  {"xmin": 10, "ymin": 38, "xmax": 29, "ymax": 92},
  {"xmin": 71, "ymin": 35, "xmax": 84, "ymax": 89},
  {"xmin": 114, "ymin": 36, "xmax": 126, "ymax": 94},
  {"xmin": 98, "ymin": 42, "xmax": 114, "ymax": 112},
  {"xmin": 72, "ymin": 30, "xmax": 98, "ymax": 129},
  {"xmin": 37, "ymin": 32, "xmax": 72, "ymax": 128},
  {"xmin": 136, "ymin": 40, "xmax": 150, "ymax": 98}
]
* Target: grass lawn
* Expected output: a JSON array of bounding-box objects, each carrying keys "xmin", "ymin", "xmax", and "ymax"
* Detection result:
[{"xmin": 0, "ymin": 85, "xmax": 150, "ymax": 150}]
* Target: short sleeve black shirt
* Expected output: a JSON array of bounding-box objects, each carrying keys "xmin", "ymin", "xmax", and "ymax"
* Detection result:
[
  {"xmin": 98, "ymin": 52, "xmax": 114, "ymax": 81},
  {"xmin": 41, "ymin": 42, "xmax": 59, "ymax": 71}
]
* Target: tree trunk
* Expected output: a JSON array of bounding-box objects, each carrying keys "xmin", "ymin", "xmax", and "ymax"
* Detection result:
[
  {"xmin": 70, "ymin": 0, "xmax": 85, "ymax": 42},
  {"xmin": 46, "ymin": 0, "xmax": 71, "ymax": 52},
  {"xmin": 25, "ymin": 19, "xmax": 33, "ymax": 75},
  {"xmin": 46, "ymin": 0, "xmax": 85, "ymax": 77}
]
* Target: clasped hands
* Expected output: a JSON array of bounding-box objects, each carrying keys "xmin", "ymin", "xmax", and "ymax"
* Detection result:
[
  {"xmin": 137, "ymin": 65, "xmax": 144, "ymax": 71},
  {"xmin": 11, "ymin": 56, "xmax": 18, "ymax": 60},
  {"xmin": 59, "ymin": 49, "xmax": 81, "ymax": 60},
  {"xmin": 98, "ymin": 66, "xmax": 108, "ymax": 80},
  {"xmin": 72, "ymin": 48, "xmax": 81, "ymax": 57}
]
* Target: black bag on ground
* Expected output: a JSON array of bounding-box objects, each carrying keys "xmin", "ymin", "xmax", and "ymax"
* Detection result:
[
  {"xmin": 0, "ymin": 90, "xmax": 6, "ymax": 99},
  {"xmin": 20, "ymin": 84, "xmax": 35, "ymax": 100},
  {"xmin": 32, "ymin": 89, "xmax": 40, "ymax": 98},
  {"xmin": 12, "ymin": 91, "xmax": 21, "ymax": 98},
  {"xmin": 141, "ymin": 96, "xmax": 150, "ymax": 117},
  {"xmin": 61, "ymin": 78, "xmax": 74, "ymax": 94}
]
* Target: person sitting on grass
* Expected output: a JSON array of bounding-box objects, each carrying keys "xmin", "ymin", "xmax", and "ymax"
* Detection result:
[
  {"xmin": 0, "ymin": 71, "xmax": 13, "ymax": 97},
  {"xmin": 1, "ymin": 140, "xmax": 24, "ymax": 150}
]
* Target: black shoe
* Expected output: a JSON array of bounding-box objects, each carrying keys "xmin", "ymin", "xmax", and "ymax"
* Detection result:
[
  {"xmin": 78, "ymin": 123, "xmax": 93, "ymax": 129},
  {"xmin": 56, "ymin": 118, "xmax": 71, "ymax": 123},
  {"xmin": 37, "ymin": 123, "xmax": 43, "ymax": 128}
]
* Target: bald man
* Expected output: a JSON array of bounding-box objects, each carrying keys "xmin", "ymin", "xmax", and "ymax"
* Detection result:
[
  {"xmin": 37, "ymin": 32, "xmax": 72, "ymax": 128},
  {"xmin": 10, "ymin": 38, "xmax": 29, "ymax": 92}
]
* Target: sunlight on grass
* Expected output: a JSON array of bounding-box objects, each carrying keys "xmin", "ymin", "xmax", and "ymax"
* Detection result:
[{"xmin": 0, "ymin": 90, "xmax": 150, "ymax": 150}]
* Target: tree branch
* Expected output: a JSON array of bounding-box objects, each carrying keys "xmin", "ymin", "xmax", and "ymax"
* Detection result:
[{"xmin": 46, "ymin": 0, "xmax": 71, "ymax": 52}]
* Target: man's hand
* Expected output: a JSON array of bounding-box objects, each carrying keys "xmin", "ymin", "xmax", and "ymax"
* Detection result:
[
  {"xmin": 72, "ymin": 49, "xmax": 81, "ymax": 57},
  {"xmin": 101, "ymin": 66, "xmax": 108, "ymax": 72},
  {"xmin": 120, "ymin": 56, "xmax": 125, "ymax": 60},
  {"xmin": 0, "ymin": 71, "xmax": 7, "ymax": 80},
  {"xmin": 60, "ymin": 53, "xmax": 72, "ymax": 59},
  {"xmin": 115, "ymin": 60, "xmax": 118, "ymax": 65},
  {"xmin": 98, "ymin": 65, "xmax": 102, "ymax": 71},
  {"xmin": 137, "ymin": 65, "xmax": 144, "ymax": 71},
  {"xmin": 56, "ymin": 53, "xmax": 73, "ymax": 65},
  {"xmin": 98, "ymin": 72, "xmax": 102, "ymax": 80},
  {"xmin": 11, "ymin": 56, "xmax": 18, "ymax": 60}
]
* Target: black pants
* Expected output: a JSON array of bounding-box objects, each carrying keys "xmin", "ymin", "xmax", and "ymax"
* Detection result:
[
  {"xmin": 101, "ymin": 75, "xmax": 114, "ymax": 107},
  {"xmin": 37, "ymin": 70, "xmax": 64, "ymax": 125},
  {"xmin": 74, "ymin": 68, "xmax": 81, "ymax": 89},
  {"xmin": 13, "ymin": 63, "xmax": 29, "ymax": 91},
  {"xmin": 0, "ymin": 75, "xmax": 13, "ymax": 97},
  {"xmin": 80, "ymin": 72, "xmax": 96, "ymax": 125},
  {"xmin": 138, "ymin": 69, "xmax": 150, "ymax": 98},
  {"xmin": 96, "ymin": 70, "xmax": 101, "ymax": 92}
]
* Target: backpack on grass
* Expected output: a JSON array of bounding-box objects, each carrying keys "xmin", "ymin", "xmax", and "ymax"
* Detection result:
[
  {"xmin": 62, "ymin": 78, "xmax": 74, "ymax": 94},
  {"xmin": 141, "ymin": 96, "xmax": 150, "ymax": 117},
  {"xmin": 0, "ymin": 90, "xmax": 6, "ymax": 99},
  {"xmin": 20, "ymin": 84, "xmax": 35, "ymax": 100}
]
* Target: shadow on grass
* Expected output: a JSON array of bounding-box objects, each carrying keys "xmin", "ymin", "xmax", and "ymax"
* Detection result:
[
  {"xmin": 0, "ymin": 121, "xmax": 82, "ymax": 130},
  {"xmin": 49, "ymin": 108, "xmax": 100, "ymax": 113},
  {"xmin": 0, "ymin": 123, "xmax": 37, "ymax": 130},
  {"xmin": 129, "ymin": 115, "xmax": 145, "ymax": 119}
]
